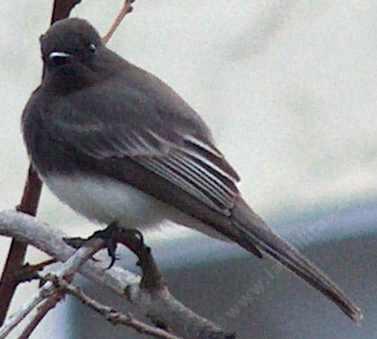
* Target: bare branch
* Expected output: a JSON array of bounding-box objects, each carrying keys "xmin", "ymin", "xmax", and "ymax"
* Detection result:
[
  {"xmin": 0, "ymin": 236, "xmax": 103, "ymax": 338},
  {"xmin": 0, "ymin": 210, "xmax": 234, "ymax": 339},
  {"xmin": 15, "ymin": 259, "xmax": 56, "ymax": 284},
  {"xmin": 14, "ymin": 231, "xmax": 179, "ymax": 339},
  {"xmin": 17, "ymin": 238, "xmax": 111, "ymax": 339},
  {"xmin": 18, "ymin": 294, "xmax": 62, "ymax": 339},
  {"xmin": 102, "ymin": 0, "xmax": 136, "ymax": 44},
  {"xmin": 0, "ymin": 287, "xmax": 47, "ymax": 338},
  {"xmin": 0, "ymin": 168, "xmax": 42, "ymax": 325},
  {"xmin": 46, "ymin": 275, "xmax": 180, "ymax": 339}
]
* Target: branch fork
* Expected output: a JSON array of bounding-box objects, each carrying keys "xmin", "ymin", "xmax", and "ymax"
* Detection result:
[{"xmin": 0, "ymin": 211, "xmax": 233, "ymax": 338}]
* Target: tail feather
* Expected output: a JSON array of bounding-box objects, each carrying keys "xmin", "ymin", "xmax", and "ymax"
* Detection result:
[{"xmin": 231, "ymin": 197, "xmax": 362, "ymax": 323}]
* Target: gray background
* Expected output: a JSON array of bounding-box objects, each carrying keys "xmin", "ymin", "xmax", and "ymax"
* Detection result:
[{"xmin": 0, "ymin": 1, "xmax": 376, "ymax": 338}]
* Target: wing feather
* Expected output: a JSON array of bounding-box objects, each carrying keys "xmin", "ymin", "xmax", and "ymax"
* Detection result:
[{"xmin": 42, "ymin": 84, "xmax": 241, "ymax": 216}]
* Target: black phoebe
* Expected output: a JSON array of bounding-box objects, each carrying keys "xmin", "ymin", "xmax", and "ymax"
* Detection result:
[{"xmin": 22, "ymin": 18, "xmax": 361, "ymax": 321}]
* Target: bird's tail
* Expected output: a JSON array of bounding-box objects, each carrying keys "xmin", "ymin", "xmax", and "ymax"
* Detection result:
[{"xmin": 229, "ymin": 197, "xmax": 362, "ymax": 323}]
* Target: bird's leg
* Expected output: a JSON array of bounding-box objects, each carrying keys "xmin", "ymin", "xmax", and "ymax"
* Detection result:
[
  {"xmin": 64, "ymin": 223, "xmax": 164, "ymax": 289},
  {"xmin": 63, "ymin": 222, "xmax": 148, "ymax": 270},
  {"xmin": 112, "ymin": 228, "xmax": 164, "ymax": 290},
  {"xmin": 64, "ymin": 221, "xmax": 121, "ymax": 268}
]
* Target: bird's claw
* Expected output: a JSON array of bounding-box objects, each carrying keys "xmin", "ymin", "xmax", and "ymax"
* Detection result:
[
  {"xmin": 63, "ymin": 222, "xmax": 121, "ymax": 269},
  {"xmin": 89, "ymin": 222, "xmax": 120, "ymax": 269},
  {"xmin": 64, "ymin": 223, "xmax": 146, "ymax": 270}
]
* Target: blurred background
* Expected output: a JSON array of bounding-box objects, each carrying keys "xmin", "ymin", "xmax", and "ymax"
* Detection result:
[{"xmin": 0, "ymin": 1, "xmax": 376, "ymax": 338}]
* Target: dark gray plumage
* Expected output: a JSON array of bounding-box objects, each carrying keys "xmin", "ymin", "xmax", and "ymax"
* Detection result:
[{"xmin": 22, "ymin": 18, "xmax": 361, "ymax": 321}]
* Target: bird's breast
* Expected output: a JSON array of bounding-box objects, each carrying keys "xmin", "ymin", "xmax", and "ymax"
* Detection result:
[
  {"xmin": 41, "ymin": 172, "xmax": 228, "ymax": 241},
  {"xmin": 42, "ymin": 173, "xmax": 172, "ymax": 229}
]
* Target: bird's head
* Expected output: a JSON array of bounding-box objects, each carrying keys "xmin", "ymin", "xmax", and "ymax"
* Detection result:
[{"xmin": 40, "ymin": 18, "xmax": 104, "ymax": 82}]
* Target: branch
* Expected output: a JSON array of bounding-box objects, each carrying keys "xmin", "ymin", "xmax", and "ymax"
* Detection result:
[
  {"xmin": 102, "ymin": 0, "xmax": 135, "ymax": 44},
  {"xmin": 16, "ymin": 238, "xmax": 106, "ymax": 339},
  {"xmin": 18, "ymin": 295, "xmax": 62, "ymax": 339},
  {"xmin": 50, "ymin": 0, "xmax": 82, "ymax": 24},
  {"xmin": 0, "ymin": 236, "xmax": 103, "ymax": 338},
  {"xmin": 0, "ymin": 168, "xmax": 42, "ymax": 325},
  {"xmin": 0, "ymin": 210, "xmax": 234, "ymax": 339},
  {"xmin": 15, "ymin": 233, "xmax": 178, "ymax": 339},
  {"xmin": 46, "ymin": 275, "xmax": 180, "ymax": 339},
  {"xmin": 4, "ymin": 233, "xmax": 175, "ymax": 339}
]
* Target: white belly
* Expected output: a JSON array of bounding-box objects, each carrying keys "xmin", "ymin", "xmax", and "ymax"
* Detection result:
[{"xmin": 42, "ymin": 173, "xmax": 226, "ymax": 240}]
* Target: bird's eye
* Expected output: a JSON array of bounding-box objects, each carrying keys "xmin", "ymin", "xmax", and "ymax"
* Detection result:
[{"xmin": 89, "ymin": 43, "xmax": 96, "ymax": 53}]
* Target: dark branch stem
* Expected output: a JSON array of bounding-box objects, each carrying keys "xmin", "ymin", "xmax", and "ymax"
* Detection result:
[
  {"xmin": 50, "ymin": 0, "xmax": 82, "ymax": 24},
  {"xmin": 15, "ymin": 259, "xmax": 56, "ymax": 284}
]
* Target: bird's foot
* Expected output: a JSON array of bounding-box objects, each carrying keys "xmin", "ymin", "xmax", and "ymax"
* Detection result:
[
  {"xmin": 63, "ymin": 222, "xmax": 145, "ymax": 269},
  {"xmin": 64, "ymin": 224, "xmax": 163, "ymax": 289}
]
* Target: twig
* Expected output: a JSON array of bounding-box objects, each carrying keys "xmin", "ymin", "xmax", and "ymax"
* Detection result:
[
  {"xmin": 0, "ymin": 238, "xmax": 104, "ymax": 339},
  {"xmin": 0, "ymin": 287, "xmax": 48, "ymax": 339},
  {"xmin": 15, "ymin": 259, "xmax": 56, "ymax": 284},
  {"xmin": 102, "ymin": 0, "xmax": 136, "ymax": 44},
  {"xmin": 0, "ymin": 210, "xmax": 140, "ymax": 300},
  {"xmin": 7, "ymin": 238, "xmax": 102, "ymax": 339},
  {"xmin": 0, "ymin": 210, "xmax": 233, "ymax": 339},
  {"xmin": 17, "ymin": 239, "xmax": 106, "ymax": 339},
  {"xmin": 1, "ymin": 228, "xmax": 178, "ymax": 339},
  {"xmin": 0, "ymin": 168, "xmax": 42, "ymax": 325},
  {"xmin": 18, "ymin": 294, "xmax": 62, "ymax": 339},
  {"xmin": 46, "ymin": 275, "xmax": 180, "ymax": 339}
]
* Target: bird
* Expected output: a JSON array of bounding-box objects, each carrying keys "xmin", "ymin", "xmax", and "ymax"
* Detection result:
[{"xmin": 22, "ymin": 18, "xmax": 361, "ymax": 322}]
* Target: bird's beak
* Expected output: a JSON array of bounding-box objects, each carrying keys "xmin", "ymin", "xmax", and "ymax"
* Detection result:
[{"xmin": 48, "ymin": 51, "xmax": 72, "ymax": 61}]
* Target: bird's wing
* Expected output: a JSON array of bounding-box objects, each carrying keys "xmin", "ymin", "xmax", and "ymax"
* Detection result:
[{"xmin": 45, "ymin": 83, "xmax": 241, "ymax": 217}]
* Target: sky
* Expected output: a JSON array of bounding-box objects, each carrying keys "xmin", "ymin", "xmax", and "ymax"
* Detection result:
[{"xmin": 0, "ymin": 1, "xmax": 376, "ymax": 336}]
